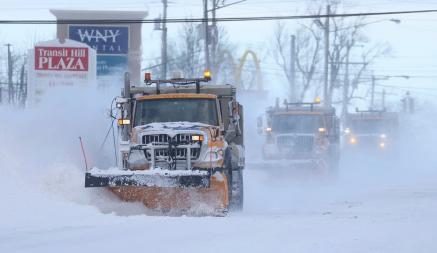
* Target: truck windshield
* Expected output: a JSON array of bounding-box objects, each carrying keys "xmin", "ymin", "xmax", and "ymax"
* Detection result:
[
  {"xmin": 350, "ymin": 119, "xmax": 388, "ymax": 134},
  {"xmin": 134, "ymin": 98, "xmax": 219, "ymax": 126},
  {"xmin": 272, "ymin": 114, "xmax": 323, "ymax": 134}
]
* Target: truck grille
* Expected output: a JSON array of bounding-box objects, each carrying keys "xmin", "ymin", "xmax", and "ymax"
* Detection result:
[
  {"xmin": 277, "ymin": 135, "xmax": 314, "ymax": 153},
  {"xmin": 356, "ymin": 136, "xmax": 380, "ymax": 147},
  {"xmin": 145, "ymin": 148, "xmax": 201, "ymax": 160},
  {"xmin": 142, "ymin": 133, "xmax": 202, "ymax": 161},
  {"xmin": 143, "ymin": 133, "xmax": 200, "ymax": 145}
]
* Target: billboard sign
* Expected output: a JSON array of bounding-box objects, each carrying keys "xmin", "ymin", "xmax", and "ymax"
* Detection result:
[
  {"xmin": 68, "ymin": 25, "xmax": 129, "ymax": 55},
  {"xmin": 34, "ymin": 47, "xmax": 89, "ymax": 71}
]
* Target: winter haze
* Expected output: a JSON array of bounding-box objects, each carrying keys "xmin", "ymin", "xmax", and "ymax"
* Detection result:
[{"xmin": 1, "ymin": 0, "xmax": 437, "ymax": 252}]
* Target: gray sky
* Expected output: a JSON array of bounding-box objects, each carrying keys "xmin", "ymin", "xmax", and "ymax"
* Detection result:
[{"xmin": 2, "ymin": 0, "xmax": 437, "ymax": 106}]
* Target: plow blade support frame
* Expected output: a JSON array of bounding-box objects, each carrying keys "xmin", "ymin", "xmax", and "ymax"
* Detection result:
[{"xmin": 85, "ymin": 172, "xmax": 211, "ymax": 188}]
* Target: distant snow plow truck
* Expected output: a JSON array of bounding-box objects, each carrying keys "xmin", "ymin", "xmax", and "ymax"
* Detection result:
[
  {"xmin": 258, "ymin": 98, "xmax": 340, "ymax": 173},
  {"xmin": 84, "ymin": 71, "xmax": 245, "ymax": 215},
  {"xmin": 343, "ymin": 109, "xmax": 399, "ymax": 153}
]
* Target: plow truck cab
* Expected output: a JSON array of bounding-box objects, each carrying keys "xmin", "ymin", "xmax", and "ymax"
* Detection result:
[
  {"xmin": 258, "ymin": 99, "xmax": 340, "ymax": 172},
  {"xmin": 85, "ymin": 72, "xmax": 245, "ymax": 215},
  {"xmin": 343, "ymin": 109, "xmax": 399, "ymax": 153}
]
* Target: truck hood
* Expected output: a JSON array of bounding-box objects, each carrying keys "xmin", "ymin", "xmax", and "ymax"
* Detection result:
[{"xmin": 135, "ymin": 122, "xmax": 213, "ymax": 132}]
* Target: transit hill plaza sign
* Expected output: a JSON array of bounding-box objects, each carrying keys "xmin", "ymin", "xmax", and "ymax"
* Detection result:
[
  {"xmin": 35, "ymin": 47, "xmax": 89, "ymax": 71},
  {"xmin": 27, "ymin": 39, "xmax": 97, "ymax": 103}
]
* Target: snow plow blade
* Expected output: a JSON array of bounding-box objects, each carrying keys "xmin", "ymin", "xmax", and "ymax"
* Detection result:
[{"xmin": 85, "ymin": 169, "xmax": 211, "ymax": 188}]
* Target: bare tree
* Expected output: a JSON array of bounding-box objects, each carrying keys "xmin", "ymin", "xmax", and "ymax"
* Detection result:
[
  {"xmin": 272, "ymin": 21, "xmax": 324, "ymax": 102},
  {"xmin": 348, "ymin": 43, "xmax": 392, "ymax": 101},
  {"xmin": 0, "ymin": 45, "xmax": 28, "ymax": 106},
  {"xmin": 295, "ymin": 24, "xmax": 323, "ymax": 100},
  {"xmin": 272, "ymin": 22, "xmax": 318, "ymax": 101},
  {"xmin": 212, "ymin": 27, "xmax": 238, "ymax": 84},
  {"xmin": 147, "ymin": 22, "xmax": 236, "ymax": 83},
  {"xmin": 272, "ymin": 0, "xmax": 391, "ymax": 108},
  {"xmin": 171, "ymin": 23, "xmax": 204, "ymax": 78}
]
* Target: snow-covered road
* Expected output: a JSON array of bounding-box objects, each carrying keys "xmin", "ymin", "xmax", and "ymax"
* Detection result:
[
  {"xmin": 1, "ymin": 88, "xmax": 436, "ymax": 253},
  {"xmin": 2, "ymin": 155, "xmax": 437, "ymax": 253}
]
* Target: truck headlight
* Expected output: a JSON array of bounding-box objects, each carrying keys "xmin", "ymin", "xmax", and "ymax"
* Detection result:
[
  {"xmin": 192, "ymin": 135, "xmax": 204, "ymax": 141},
  {"xmin": 118, "ymin": 119, "xmax": 131, "ymax": 125},
  {"xmin": 349, "ymin": 137, "xmax": 357, "ymax": 144}
]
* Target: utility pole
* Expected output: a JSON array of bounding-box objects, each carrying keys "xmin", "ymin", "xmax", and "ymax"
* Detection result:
[
  {"xmin": 323, "ymin": 5, "xmax": 330, "ymax": 106},
  {"xmin": 342, "ymin": 43, "xmax": 351, "ymax": 118},
  {"xmin": 207, "ymin": 0, "xmax": 246, "ymax": 81},
  {"xmin": 203, "ymin": 0, "xmax": 210, "ymax": 71},
  {"xmin": 6, "ymin": 43, "xmax": 13, "ymax": 104},
  {"xmin": 290, "ymin": 34, "xmax": 296, "ymax": 102},
  {"xmin": 370, "ymin": 75, "xmax": 376, "ymax": 109},
  {"xmin": 160, "ymin": 0, "xmax": 168, "ymax": 79},
  {"xmin": 211, "ymin": 0, "xmax": 217, "ymax": 82},
  {"xmin": 19, "ymin": 63, "xmax": 26, "ymax": 107},
  {"xmin": 381, "ymin": 89, "xmax": 386, "ymax": 110}
]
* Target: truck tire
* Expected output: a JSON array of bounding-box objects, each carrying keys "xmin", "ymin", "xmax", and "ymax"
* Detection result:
[
  {"xmin": 229, "ymin": 169, "xmax": 244, "ymax": 211},
  {"xmin": 224, "ymin": 148, "xmax": 244, "ymax": 211}
]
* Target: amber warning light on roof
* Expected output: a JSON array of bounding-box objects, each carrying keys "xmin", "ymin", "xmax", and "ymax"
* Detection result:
[
  {"xmin": 204, "ymin": 70, "xmax": 211, "ymax": 81},
  {"xmin": 144, "ymin": 72, "xmax": 151, "ymax": 81}
]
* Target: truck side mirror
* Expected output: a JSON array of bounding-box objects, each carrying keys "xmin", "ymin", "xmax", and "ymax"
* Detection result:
[
  {"xmin": 228, "ymin": 100, "xmax": 239, "ymax": 119},
  {"xmin": 257, "ymin": 117, "xmax": 262, "ymax": 128},
  {"xmin": 335, "ymin": 118, "xmax": 340, "ymax": 135},
  {"xmin": 228, "ymin": 100, "xmax": 241, "ymax": 129},
  {"xmin": 225, "ymin": 99, "xmax": 242, "ymax": 141},
  {"xmin": 257, "ymin": 116, "xmax": 263, "ymax": 135}
]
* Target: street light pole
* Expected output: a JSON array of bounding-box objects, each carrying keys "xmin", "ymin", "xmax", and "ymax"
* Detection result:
[
  {"xmin": 371, "ymin": 75, "xmax": 376, "ymax": 109},
  {"xmin": 6, "ymin": 43, "xmax": 13, "ymax": 104},
  {"xmin": 342, "ymin": 42, "xmax": 351, "ymax": 118},
  {"xmin": 207, "ymin": 0, "xmax": 246, "ymax": 80},
  {"xmin": 211, "ymin": 0, "xmax": 217, "ymax": 82},
  {"xmin": 161, "ymin": 0, "xmax": 168, "ymax": 79},
  {"xmin": 290, "ymin": 34, "xmax": 296, "ymax": 102},
  {"xmin": 323, "ymin": 5, "xmax": 330, "ymax": 106}
]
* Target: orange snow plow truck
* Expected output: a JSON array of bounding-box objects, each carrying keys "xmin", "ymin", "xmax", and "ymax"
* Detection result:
[{"xmin": 84, "ymin": 72, "xmax": 244, "ymax": 215}]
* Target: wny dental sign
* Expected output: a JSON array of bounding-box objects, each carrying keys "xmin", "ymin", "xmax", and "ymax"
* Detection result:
[
  {"xmin": 69, "ymin": 26, "xmax": 129, "ymax": 54},
  {"xmin": 69, "ymin": 25, "xmax": 129, "ymax": 75},
  {"xmin": 35, "ymin": 47, "xmax": 89, "ymax": 71}
]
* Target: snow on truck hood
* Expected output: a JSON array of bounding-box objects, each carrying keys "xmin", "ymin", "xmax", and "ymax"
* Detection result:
[{"xmin": 135, "ymin": 122, "xmax": 213, "ymax": 132}]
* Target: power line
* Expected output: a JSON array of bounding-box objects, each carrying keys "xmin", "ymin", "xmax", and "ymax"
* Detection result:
[
  {"xmin": 368, "ymin": 83, "xmax": 437, "ymax": 92},
  {"xmin": 1, "ymin": 9, "xmax": 437, "ymax": 24}
]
